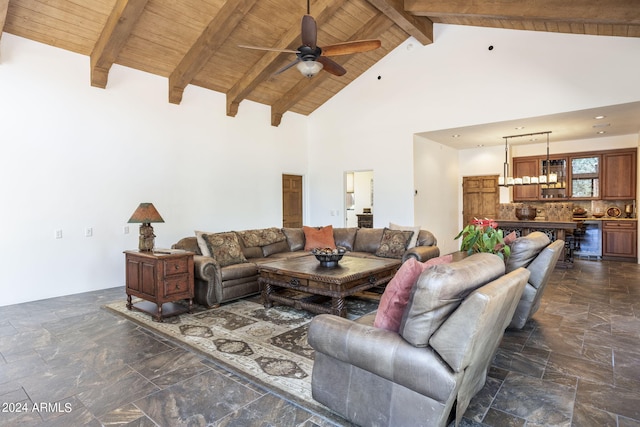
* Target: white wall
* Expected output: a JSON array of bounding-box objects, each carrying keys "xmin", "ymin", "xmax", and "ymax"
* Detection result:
[
  {"xmin": 0, "ymin": 34, "xmax": 308, "ymax": 306},
  {"xmin": 307, "ymin": 24, "xmax": 640, "ymax": 251}
]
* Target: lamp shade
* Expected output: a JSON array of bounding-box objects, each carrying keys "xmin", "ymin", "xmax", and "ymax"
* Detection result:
[{"xmin": 128, "ymin": 203, "xmax": 164, "ymax": 224}]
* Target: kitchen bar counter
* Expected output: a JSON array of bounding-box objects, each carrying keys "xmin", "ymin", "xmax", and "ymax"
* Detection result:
[{"xmin": 496, "ymin": 219, "xmax": 577, "ymax": 268}]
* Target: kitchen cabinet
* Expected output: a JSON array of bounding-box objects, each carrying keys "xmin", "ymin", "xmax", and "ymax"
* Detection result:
[
  {"xmin": 512, "ymin": 157, "xmax": 539, "ymax": 201},
  {"xmin": 513, "ymin": 148, "xmax": 636, "ymax": 202},
  {"xmin": 602, "ymin": 149, "xmax": 636, "ymax": 200},
  {"xmin": 602, "ymin": 220, "xmax": 637, "ymax": 260}
]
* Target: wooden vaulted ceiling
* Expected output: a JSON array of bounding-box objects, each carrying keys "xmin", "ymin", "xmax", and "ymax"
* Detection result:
[{"xmin": 1, "ymin": 1, "xmax": 639, "ymax": 126}]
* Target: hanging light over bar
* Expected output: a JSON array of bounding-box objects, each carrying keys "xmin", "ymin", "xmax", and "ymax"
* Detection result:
[{"xmin": 499, "ymin": 131, "xmax": 553, "ymax": 187}]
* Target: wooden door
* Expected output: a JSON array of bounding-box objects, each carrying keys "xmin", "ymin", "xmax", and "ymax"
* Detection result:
[
  {"xmin": 462, "ymin": 175, "xmax": 499, "ymax": 226},
  {"xmin": 282, "ymin": 174, "xmax": 303, "ymax": 228}
]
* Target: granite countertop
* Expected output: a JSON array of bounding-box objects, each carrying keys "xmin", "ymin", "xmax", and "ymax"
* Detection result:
[{"xmin": 573, "ymin": 217, "xmax": 637, "ymax": 221}]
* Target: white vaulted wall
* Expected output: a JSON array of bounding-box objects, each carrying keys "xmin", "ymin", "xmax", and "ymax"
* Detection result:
[
  {"xmin": 307, "ymin": 24, "xmax": 640, "ymax": 252},
  {"xmin": 0, "ymin": 34, "xmax": 308, "ymax": 306}
]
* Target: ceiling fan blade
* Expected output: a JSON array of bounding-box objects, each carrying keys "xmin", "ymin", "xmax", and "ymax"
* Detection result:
[
  {"xmin": 238, "ymin": 44, "xmax": 299, "ymax": 54},
  {"xmin": 317, "ymin": 56, "xmax": 346, "ymax": 76},
  {"xmin": 301, "ymin": 14, "xmax": 317, "ymax": 48},
  {"xmin": 322, "ymin": 39, "xmax": 381, "ymax": 56},
  {"xmin": 273, "ymin": 58, "xmax": 301, "ymax": 76}
]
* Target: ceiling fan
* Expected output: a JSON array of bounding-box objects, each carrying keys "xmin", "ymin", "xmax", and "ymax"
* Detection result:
[{"xmin": 239, "ymin": 0, "xmax": 381, "ymax": 78}]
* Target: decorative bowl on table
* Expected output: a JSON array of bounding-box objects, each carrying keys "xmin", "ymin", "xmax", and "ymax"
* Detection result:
[
  {"xmin": 592, "ymin": 212, "xmax": 605, "ymax": 218},
  {"xmin": 311, "ymin": 247, "xmax": 346, "ymax": 268},
  {"xmin": 515, "ymin": 206, "xmax": 537, "ymax": 220}
]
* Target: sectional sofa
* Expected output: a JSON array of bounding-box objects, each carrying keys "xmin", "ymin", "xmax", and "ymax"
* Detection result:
[{"xmin": 172, "ymin": 226, "xmax": 440, "ymax": 308}]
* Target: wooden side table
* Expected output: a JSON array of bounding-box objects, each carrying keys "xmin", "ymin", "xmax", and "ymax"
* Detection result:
[{"xmin": 124, "ymin": 249, "xmax": 194, "ymax": 322}]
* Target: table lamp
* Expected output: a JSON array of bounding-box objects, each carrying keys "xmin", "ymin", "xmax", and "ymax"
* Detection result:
[{"xmin": 128, "ymin": 203, "xmax": 164, "ymax": 251}]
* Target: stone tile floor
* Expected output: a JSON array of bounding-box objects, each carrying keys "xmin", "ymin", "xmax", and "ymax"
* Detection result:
[{"xmin": 0, "ymin": 258, "xmax": 639, "ymax": 426}]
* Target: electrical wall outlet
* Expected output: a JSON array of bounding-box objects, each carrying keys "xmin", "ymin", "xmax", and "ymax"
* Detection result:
[
  {"xmin": 85, "ymin": 227, "xmax": 93, "ymax": 237},
  {"xmin": 123, "ymin": 225, "xmax": 130, "ymax": 234},
  {"xmin": 55, "ymin": 229, "xmax": 63, "ymax": 239}
]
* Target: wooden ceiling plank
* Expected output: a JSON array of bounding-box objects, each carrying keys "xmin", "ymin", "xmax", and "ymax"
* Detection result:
[
  {"xmin": 405, "ymin": 0, "xmax": 640, "ymax": 24},
  {"xmin": 226, "ymin": 0, "xmax": 342, "ymax": 117},
  {"xmin": 90, "ymin": 0, "xmax": 149, "ymax": 88},
  {"xmin": 271, "ymin": 12, "xmax": 394, "ymax": 126},
  {"xmin": 168, "ymin": 0, "xmax": 259, "ymax": 105},
  {"xmin": 367, "ymin": 0, "xmax": 433, "ymax": 45}
]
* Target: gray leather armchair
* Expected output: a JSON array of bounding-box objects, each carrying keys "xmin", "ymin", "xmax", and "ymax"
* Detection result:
[
  {"xmin": 505, "ymin": 231, "xmax": 564, "ymax": 329},
  {"xmin": 308, "ymin": 253, "xmax": 530, "ymax": 427}
]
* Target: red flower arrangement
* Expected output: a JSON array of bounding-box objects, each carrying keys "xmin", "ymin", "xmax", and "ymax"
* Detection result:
[{"xmin": 455, "ymin": 218, "xmax": 511, "ymax": 260}]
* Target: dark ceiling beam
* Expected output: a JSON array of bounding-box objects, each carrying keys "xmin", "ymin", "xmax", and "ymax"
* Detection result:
[
  {"xmin": 366, "ymin": 0, "xmax": 433, "ymax": 45},
  {"xmin": 226, "ymin": 0, "xmax": 342, "ymax": 118},
  {"xmin": 169, "ymin": 0, "xmax": 258, "ymax": 105},
  {"xmin": 404, "ymin": 0, "xmax": 640, "ymax": 24},
  {"xmin": 271, "ymin": 12, "xmax": 394, "ymax": 127},
  {"xmin": 90, "ymin": 0, "xmax": 149, "ymax": 88}
]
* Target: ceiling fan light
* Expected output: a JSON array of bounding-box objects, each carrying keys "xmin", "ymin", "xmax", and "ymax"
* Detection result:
[{"xmin": 297, "ymin": 60, "xmax": 323, "ymax": 77}]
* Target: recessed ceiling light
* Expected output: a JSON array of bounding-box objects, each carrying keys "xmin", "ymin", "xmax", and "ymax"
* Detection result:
[
  {"xmin": 515, "ymin": 126, "xmax": 525, "ymax": 130},
  {"xmin": 597, "ymin": 130, "xmax": 607, "ymax": 134},
  {"xmin": 476, "ymin": 144, "xmax": 484, "ymax": 147},
  {"xmin": 452, "ymin": 134, "xmax": 461, "ymax": 138},
  {"xmin": 594, "ymin": 115, "xmax": 606, "ymax": 120}
]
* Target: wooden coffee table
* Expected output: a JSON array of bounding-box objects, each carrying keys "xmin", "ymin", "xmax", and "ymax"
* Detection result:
[{"xmin": 258, "ymin": 255, "xmax": 400, "ymax": 317}]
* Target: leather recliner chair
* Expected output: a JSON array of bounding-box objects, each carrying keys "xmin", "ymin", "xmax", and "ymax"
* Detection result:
[
  {"xmin": 308, "ymin": 253, "xmax": 530, "ymax": 427},
  {"xmin": 504, "ymin": 231, "xmax": 565, "ymax": 329}
]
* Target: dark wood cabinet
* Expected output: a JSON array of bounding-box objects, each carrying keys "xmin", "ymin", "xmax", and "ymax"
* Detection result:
[
  {"xmin": 602, "ymin": 221, "xmax": 637, "ymax": 260},
  {"xmin": 512, "ymin": 157, "xmax": 539, "ymax": 201},
  {"xmin": 357, "ymin": 214, "xmax": 373, "ymax": 228},
  {"xmin": 513, "ymin": 148, "xmax": 636, "ymax": 202},
  {"xmin": 125, "ymin": 250, "xmax": 194, "ymax": 321},
  {"xmin": 602, "ymin": 149, "xmax": 636, "ymax": 200}
]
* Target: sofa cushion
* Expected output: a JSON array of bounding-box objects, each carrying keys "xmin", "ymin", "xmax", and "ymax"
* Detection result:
[
  {"xmin": 374, "ymin": 254, "xmax": 453, "ymax": 332},
  {"xmin": 416, "ymin": 229, "xmax": 437, "ymax": 247},
  {"xmin": 283, "ymin": 228, "xmax": 305, "ymax": 251},
  {"xmin": 262, "ymin": 239, "xmax": 290, "ymax": 257},
  {"xmin": 237, "ymin": 227, "xmax": 286, "ymax": 247},
  {"xmin": 199, "ymin": 232, "xmax": 248, "ymax": 267},
  {"xmin": 353, "ymin": 228, "xmax": 384, "ymax": 253},
  {"xmin": 389, "ymin": 222, "xmax": 421, "ymax": 248},
  {"xmin": 505, "ymin": 231, "xmax": 550, "ymax": 273},
  {"xmin": 375, "ymin": 228, "xmax": 414, "ymax": 259},
  {"xmin": 303, "ymin": 225, "xmax": 336, "ymax": 250},
  {"xmin": 220, "ymin": 262, "xmax": 258, "ymax": 281},
  {"xmin": 399, "ymin": 253, "xmax": 505, "ymax": 347},
  {"xmin": 333, "ymin": 227, "xmax": 358, "ymax": 251}
]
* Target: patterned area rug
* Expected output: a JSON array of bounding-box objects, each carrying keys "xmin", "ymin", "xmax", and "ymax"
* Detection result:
[{"xmin": 104, "ymin": 291, "xmax": 380, "ymax": 410}]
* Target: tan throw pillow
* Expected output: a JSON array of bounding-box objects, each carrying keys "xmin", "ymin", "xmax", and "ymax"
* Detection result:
[
  {"xmin": 375, "ymin": 228, "xmax": 414, "ymax": 259},
  {"xmin": 389, "ymin": 222, "xmax": 421, "ymax": 248},
  {"xmin": 303, "ymin": 225, "xmax": 336, "ymax": 251},
  {"xmin": 200, "ymin": 232, "xmax": 248, "ymax": 267}
]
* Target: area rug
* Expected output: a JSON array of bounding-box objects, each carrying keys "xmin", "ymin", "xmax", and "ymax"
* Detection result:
[{"xmin": 104, "ymin": 291, "xmax": 380, "ymax": 411}]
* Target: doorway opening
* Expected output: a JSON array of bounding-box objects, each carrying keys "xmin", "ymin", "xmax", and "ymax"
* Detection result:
[{"xmin": 344, "ymin": 170, "xmax": 373, "ymax": 227}]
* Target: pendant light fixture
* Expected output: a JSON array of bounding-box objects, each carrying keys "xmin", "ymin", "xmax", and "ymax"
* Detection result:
[{"xmin": 499, "ymin": 131, "xmax": 552, "ymax": 187}]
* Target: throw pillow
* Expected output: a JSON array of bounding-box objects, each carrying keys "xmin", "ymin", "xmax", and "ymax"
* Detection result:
[
  {"xmin": 374, "ymin": 254, "xmax": 453, "ymax": 332},
  {"xmin": 195, "ymin": 230, "xmax": 212, "ymax": 257},
  {"xmin": 303, "ymin": 225, "xmax": 336, "ymax": 251},
  {"xmin": 375, "ymin": 228, "xmax": 414, "ymax": 259},
  {"xmin": 200, "ymin": 232, "xmax": 248, "ymax": 267},
  {"xmin": 389, "ymin": 222, "xmax": 421, "ymax": 248}
]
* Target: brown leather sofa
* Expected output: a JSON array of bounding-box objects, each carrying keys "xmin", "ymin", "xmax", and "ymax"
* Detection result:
[
  {"xmin": 307, "ymin": 253, "xmax": 530, "ymax": 427},
  {"xmin": 504, "ymin": 231, "xmax": 565, "ymax": 329},
  {"xmin": 172, "ymin": 227, "xmax": 439, "ymax": 308}
]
